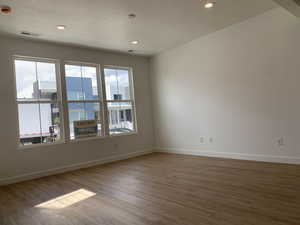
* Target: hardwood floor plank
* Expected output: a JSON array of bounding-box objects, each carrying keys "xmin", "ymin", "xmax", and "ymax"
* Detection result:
[{"xmin": 1, "ymin": 153, "xmax": 300, "ymax": 225}]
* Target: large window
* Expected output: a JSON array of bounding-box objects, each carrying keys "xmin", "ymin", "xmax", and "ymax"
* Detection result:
[
  {"xmin": 104, "ymin": 67, "xmax": 136, "ymax": 135},
  {"xmin": 65, "ymin": 63, "xmax": 103, "ymax": 140},
  {"xmin": 14, "ymin": 57, "xmax": 63, "ymax": 146},
  {"xmin": 13, "ymin": 57, "xmax": 137, "ymax": 147}
]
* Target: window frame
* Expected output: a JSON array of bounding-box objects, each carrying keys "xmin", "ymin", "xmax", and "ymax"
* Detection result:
[
  {"xmin": 12, "ymin": 55, "xmax": 65, "ymax": 149},
  {"xmin": 103, "ymin": 65, "xmax": 138, "ymax": 136},
  {"xmin": 63, "ymin": 61, "xmax": 105, "ymax": 141},
  {"xmin": 12, "ymin": 56, "xmax": 139, "ymax": 149}
]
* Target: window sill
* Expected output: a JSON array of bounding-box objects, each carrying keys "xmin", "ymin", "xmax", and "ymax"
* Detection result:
[
  {"xmin": 18, "ymin": 132, "xmax": 138, "ymax": 150},
  {"xmin": 18, "ymin": 140, "xmax": 66, "ymax": 150},
  {"xmin": 108, "ymin": 131, "xmax": 138, "ymax": 138},
  {"xmin": 69, "ymin": 132, "xmax": 138, "ymax": 143},
  {"xmin": 17, "ymin": 132, "xmax": 138, "ymax": 150}
]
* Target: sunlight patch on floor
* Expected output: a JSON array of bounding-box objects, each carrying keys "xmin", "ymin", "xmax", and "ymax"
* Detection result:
[{"xmin": 35, "ymin": 189, "xmax": 96, "ymax": 209}]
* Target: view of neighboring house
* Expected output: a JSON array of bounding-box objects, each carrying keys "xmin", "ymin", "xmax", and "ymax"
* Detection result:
[{"xmin": 19, "ymin": 75, "xmax": 133, "ymax": 144}]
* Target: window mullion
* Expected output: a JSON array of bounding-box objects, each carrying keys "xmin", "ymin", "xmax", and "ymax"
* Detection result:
[
  {"xmin": 96, "ymin": 65, "xmax": 105, "ymax": 136},
  {"xmin": 100, "ymin": 66, "xmax": 109, "ymax": 136},
  {"xmin": 61, "ymin": 62, "xmax": 70, "ymax": 142},
  {"xmin": 80, "ymin": 64, "xmax": 85, "ymax": 101},
  {"xmin": 35, "ymin": 62, "xmax": 43, "ymax": 144}
]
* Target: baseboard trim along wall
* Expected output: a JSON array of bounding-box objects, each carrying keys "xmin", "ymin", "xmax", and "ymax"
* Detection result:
[
  {"xmin": 156, "ymin": 147, "xmax": 300, "ymax": 165},
  {"xmin": 0, "ymin": 149, "xmax": 153, "ymax": 186},
  {"xmin": 2, "ymin": 147, "xmax": 299, "ymax": 186}
]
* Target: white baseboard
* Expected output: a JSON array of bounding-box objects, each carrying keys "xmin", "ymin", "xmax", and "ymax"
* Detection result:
[
  {"xmin": 0, "ymin": 148, "xmax": 153, "ymax": 186},
  {"xmin": 156, "ymin": 147, "xmax": 300, "ymax": 165}
]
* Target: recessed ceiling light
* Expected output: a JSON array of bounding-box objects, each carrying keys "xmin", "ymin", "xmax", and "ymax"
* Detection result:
[
  {"xmin": 56, "ymin": 25, "xmax": 66, "ymax": 30},
  {"xmin": 130, "ymin": 40, "xmax": 139, "ymax": 45},
  {"xmin": 204, "ymin": 2, "xmax": 215, "ymax": 9},
  {"xmin": 0, "ymin": 5, "xmax": 12, "ymax": 14}
]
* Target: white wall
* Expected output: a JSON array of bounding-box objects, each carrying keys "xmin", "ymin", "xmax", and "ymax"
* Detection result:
[
  {"xmin": 150, "ymin": 8, "xmax": 300, "ymax": 164},
  {"xmin": 0, "ymin": 36, "xmax": 154, "ymax": 184}
]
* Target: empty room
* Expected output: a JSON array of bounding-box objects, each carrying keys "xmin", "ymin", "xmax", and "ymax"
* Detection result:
[{"xmin": 0, "ymin": 0, "xmax": 300, "ymax": 224}]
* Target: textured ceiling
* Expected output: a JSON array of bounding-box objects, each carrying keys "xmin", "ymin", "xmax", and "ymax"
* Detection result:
[{"xmin": 0, "ymin": 0, "xmax": 278, "ymax": 55}]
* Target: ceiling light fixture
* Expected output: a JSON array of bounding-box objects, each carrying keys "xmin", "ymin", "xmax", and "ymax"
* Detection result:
[
  {"xmin": 130, "ymin": 40, "xmax": 139, "ymax": 45},
  {"xmin": 204, "ymin": 2, "xmax": 215, "ymax": 9},
  {"xmin": 0, "ymin": 5, "xmax": 12, "ymax": 14},
  {"xmin": 56, "ymin": 25, "xmax": 66, "ymax": 30}
]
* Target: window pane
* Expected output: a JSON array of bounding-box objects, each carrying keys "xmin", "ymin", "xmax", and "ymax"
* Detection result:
[
  {"xmin": 18, "ymin": 104, "xmax": 41, "ymax": 145},
  {"xmin": 36, "ymin": 62, "xmax": 58, "ymax": 101},
  {"xmin": 104, "ymin": 69, "xmax": 131, "ymax": 101},
  {"xmin": 104, "ymin": 69, "xmax": 118, "ymax": 101},
  {"xmin": 40, "ymin": 103, "xmax": 61, "ymax": 143},
  {"xmin": 15, "ymin": 59, "xmax": 62, "ymax": 146},
  {"xmin": 117, "ymin": 69, "xmax": 130, "ymax": 100},
  {"xmin": 68, "ymin": 102, "xmax": 84, "ymax": 139},
  {"xmin": 65, "ymin": 65, "xmax": 84, "ymax": 101},
  {"xmin": 68, "ymin": 103, "xmax": 101, "ymax": 139},
  {"xmin": 82, "ymin": 66, "xmax": 98, "ymax": 100},
  {"xmin": 15, "ymin": 60, "xmax": 38, "ymax": 101},
  {"xmin": 85, "ymin": 103, "xmax": 101, "ymax": 135},
  {"xmin": 108, "ymin": 102, "xmax": 134, "ymax": 135}
]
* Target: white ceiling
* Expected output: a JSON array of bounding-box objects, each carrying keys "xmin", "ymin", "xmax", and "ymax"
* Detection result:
[{"xmin": 0, "ymin": 0, "xmax": 279, "ymax": 56}]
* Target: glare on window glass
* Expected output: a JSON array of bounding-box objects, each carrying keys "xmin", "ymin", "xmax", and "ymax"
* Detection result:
[{"xmin": 15, "ymin": 60, "xmax": 38, "ymax": 101}]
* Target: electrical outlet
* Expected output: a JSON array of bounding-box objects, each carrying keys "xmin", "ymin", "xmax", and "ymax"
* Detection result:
[
  {"xmin": 209, "ymin": 137, "xmax": 213, "ymax": 143},
  {"xmin": 200, "ymin": 137, "xmax": 204, "ymax": 144},
  {"xmin": 278, "ymin": 137, "xmax": 284, "ymax": 147}
]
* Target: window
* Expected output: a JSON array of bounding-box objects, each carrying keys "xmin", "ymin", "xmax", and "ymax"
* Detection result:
[
  {"xmin": 104, "ymin": 67, "xmax": 136, "ymax": 135},
  {"xmin": 14, "ymin": 57, "xmax": 63, "ymax": 146},
  {"xmin": 65, "ymin": 63, "xmax": 103, "ymax": 140},
  {"xmin": 13, "ymin": 56, "xmax": 138, "ymax": 147}
]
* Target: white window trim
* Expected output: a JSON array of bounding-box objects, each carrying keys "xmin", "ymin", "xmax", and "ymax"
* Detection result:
[
  {"xmin": 12, "ymin": 56, "xmax": 139, "ymax": 149},
  {"xmin": 63, "ymin": 61, "xmax": 106, "ymax": 141},
  {"xmin": 103, "ymin": 65, "xmax": 138, "ymax": 136},
  {"xmin": 12, "ymin": 55, "xmax": 65, "ymax": 149}
]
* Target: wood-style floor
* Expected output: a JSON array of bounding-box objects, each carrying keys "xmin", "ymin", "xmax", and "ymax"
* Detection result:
[{"xmin": 0, "ymin": 153, "xmax": 300, "ymax": 225}]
